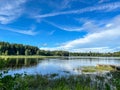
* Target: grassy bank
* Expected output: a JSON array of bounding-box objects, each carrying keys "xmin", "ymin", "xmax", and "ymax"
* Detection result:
[
  {"xmin": 0, "ymin": 73, "xmax": 109, "ymax": 90},
  {"xmin": 0, "ymin": 55, "xmax": 61, "ymax": 59},
  {"xmin": 1, "ymin": 56, "xmax": 120, "ymax": 59},
  {"xmin": 0, "ymin": 72, "xmax": 120, "ymax": 90}
]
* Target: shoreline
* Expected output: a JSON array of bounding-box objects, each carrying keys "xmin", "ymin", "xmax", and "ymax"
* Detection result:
[
  {"xmin": 0, "ymin": 55, "xmax": 61, "ymax": 59},
  {"xmin": 0, "ymin": 55, "xmax": 120, "ymax": 59}
]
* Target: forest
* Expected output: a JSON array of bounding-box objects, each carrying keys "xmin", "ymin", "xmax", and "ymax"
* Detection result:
[{"xmin": 0, "ymin": 41, "xmax": 120, "ymax": 56}]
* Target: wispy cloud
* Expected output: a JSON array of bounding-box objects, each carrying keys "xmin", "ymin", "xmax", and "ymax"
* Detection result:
[
  {"xmin": 98, "ymin": 0, "xmax": 109, "ymax": 3},
  {"xmin": 12, "ymin": 30, "xmax": 38, "ymax": 36},
  {"xmin": 41, "ymin": 15, "xmax": 120, "ymax": 52},
  {"xmin": 35, "ymin": 2, "xmax": 120, "ymax": 18},
  {"xmin": 60, "ymin": 29, "xmax": 120, "ymax": 49},
  {"xmin": 48, "ymin": 30, "xmax": 55, "ymax": 35},
  {"xmin": 44, "ymin": 20, "xmax": 83, "ymax": 32},
  {"xmin": 59, "ymin": 15, "xmax": 120, "ymax": 51},
  {"xmin": 58, "ymin": 0, "xmax": 73, "ymax": 10},
  {"xmin": 0, "ymin": 26, "xmax": 38, "ymax": 35},
  {"xmin": 0, "ymin": 0, "xmax": 27, "ymax": 24},
  {"xmin": 44, "ymin": 19, "xmax": 103, "ymax": 32},
  {"xmin": 39, "ymin": 0, "xmax": 73, "ymax": 10}
]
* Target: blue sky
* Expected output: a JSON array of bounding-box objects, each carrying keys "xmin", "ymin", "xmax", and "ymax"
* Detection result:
[{"xmin": 0, "ymin": 0, "xmax": 120, "ymax": 52}]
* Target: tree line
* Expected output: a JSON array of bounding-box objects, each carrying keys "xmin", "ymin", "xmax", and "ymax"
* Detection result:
[
  {"xmin": 0, "ymin": 41, "xmax": 120, "ymax": 56},
  {"xmin": 0, "ymin": 42, "xmax": 69, "ymax": 56},
  {"xmin": 70, "ymin": 52, "xmax": 120, "ymax": 57}
]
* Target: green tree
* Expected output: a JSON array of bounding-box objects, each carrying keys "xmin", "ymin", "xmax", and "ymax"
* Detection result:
[
  {"xmin": 25, "ymin": 49, "xmax": 29, "ymax": 55},
  {"xmin": 36, "ymin": 50, "xmax": 40, "ymax": 55},
  {"xmin": 16, "ymin": 51, "xmax": 19, "ymax": 55},
  {"xmin": 5, "ymin": 50, "xmax": 8, "ymax": 55}
]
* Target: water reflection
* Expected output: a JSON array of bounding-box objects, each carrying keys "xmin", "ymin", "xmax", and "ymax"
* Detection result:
[
  {"xmin": 0, "ymin": 57, "xmax": 120, "ymax": 75},
  {"xmin": 0, "ymin": 58, "xmax": 42, "ymax": 69},
  {"xmin": 0, "ymin": 57, "xmax": 120, "ymax": 90}
]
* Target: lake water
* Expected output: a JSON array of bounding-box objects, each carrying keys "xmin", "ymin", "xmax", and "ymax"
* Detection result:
[{"xmin": 1, "ymin": 57, "xmax": 120, "ymax": 76}]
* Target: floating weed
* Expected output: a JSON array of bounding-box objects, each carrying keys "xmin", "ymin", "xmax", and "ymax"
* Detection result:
[{"xmin": 81, "ymin": 65, "xmax": 115, "ymax": 73}]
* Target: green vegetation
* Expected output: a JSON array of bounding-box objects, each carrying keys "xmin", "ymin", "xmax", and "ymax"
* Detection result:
[
  {"xmin": 96, "ymin": 65, "xmax": 115, "ymax": 71},
  {"xmin": 81, "ymin": 66, "xmax": 115, "ymax": 73},
  {"xmin": 71, "ymin": 52, "xmax": 120, "ymax": 57},
  {"xmin": 112, "ymin": 72, "xmax": 120, "ymax": 90},
  {"xmin": 0, "ymin": 42, "xmax": 69, "ymax": 56},
  {"xmin": 0, "ymin": 73, "xmax": 109, "ymax": 90},
  {"xmin": 82, "ymin": 66, "xmax": 97, "ymax": 72},
  {"xmin": 0, "ymin": 73, "xmax": 93, "ymax": 90},
  {"xmin": 0, "ymin": 71, "xmax": 120, "ymax": 90},
  {"xmin": 1, "ymin": 41, "xmax": 120, "ymax": 90},
  {"xmin": 0, "ymin": 55, "xmax": 60, "ymax": 59},
  {"xmin": 0, "ymin": 41, "xmax": 120, "ymax": 57}
]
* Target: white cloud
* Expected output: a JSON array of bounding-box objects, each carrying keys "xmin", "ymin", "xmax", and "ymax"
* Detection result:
[
  {"xmin": 0, "ymin": 0, "xmax": 27, "ymax": 24},
  {"xmin": 0, "ymin": 26, "xmax": 38, "ymax": 35},
  {"xmin": 12, "ymin": 30, "xmax": 37, "ymax": 36},
  {"xmin": 39, "ymin": 0, "xmax": 73, "ymax": 10},
  {"xmin": 60, "ymin": 0, "xmax": 71, "ymax": 9},
  {"xmin": 44, "ymin": 19, "xmax": 104, "ymax": 32},
  {"xmin": 35, "ymin": 2, "xmax": 120, "ymax": 18},
  {"xmin": 71, "ymin": 47, "xmax": 115, "ymax": 53},
  {"xmin": 60, "ymin": 15, "xmax": 120, "ymax": 51},
  {"xmin": 41, "ymin": 15, "xmax": 120, "ymax": 52},
  {"xmin": 60, "ymin": 29, "xmax": 120, "ymax": 49},
  {"xmin": 98, "ymin": 0, "xmax": 109, "ymax": 3},
  {"xmin": 42, "ymin": 43, "xmax": 47, "ymax": 47},
  {"xmin": 48, "ymin": 30, "xmax": 55, "ymax": 35},
  {"xmin": 44, "ymin": 20, "xmax": 84, "ymax": 32},
  {"xmin": 52, "ymin": 0, "xmax": 72, "ymax": 10},
  {"xmin": 40, "ymin": 47, "xmax": 61, "ymax": 51}
]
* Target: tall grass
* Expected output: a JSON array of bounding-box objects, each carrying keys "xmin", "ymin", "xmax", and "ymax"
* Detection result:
[{"xmin": 1, "ymin": 72, "xmax": 120, "ymax": 90}]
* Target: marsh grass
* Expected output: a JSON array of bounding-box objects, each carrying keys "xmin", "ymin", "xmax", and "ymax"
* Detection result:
[
  {"xmin": 0, "ymin": 73, "xmax": 96, "ymax": 90},
  {"xmin": 0, "ymin": 71, "xmax": 120, "ymax": 90},
  {"xmin": 82, "ymin": 65, "xmax": 115, "ymax": 73},
  {"xmin": 82, "ymin": 66, "xmax": 97, "ymax": 72},
  {"xmin": 96, "ymin": 65, "xmax": 114, "ymax": 71}
]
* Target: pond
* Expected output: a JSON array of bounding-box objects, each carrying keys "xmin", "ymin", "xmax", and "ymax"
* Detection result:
[{"xmin": 0, "ymin": 57, "xmax": 120, "ymax": 76}]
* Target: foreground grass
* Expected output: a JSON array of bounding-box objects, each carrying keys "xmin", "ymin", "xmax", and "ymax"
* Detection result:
[
  {"xmin": 0, "ymin": 73, "xmax": 95, "ymax": 90},
  {"xmin": 0, "ymin": 71, "xmax": 120, "ymax": 90},
  {"xmin": 0, "ymin": 55, "xmax": 61, "ymax": 59}
]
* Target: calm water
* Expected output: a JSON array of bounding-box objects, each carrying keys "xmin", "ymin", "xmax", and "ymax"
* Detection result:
[{"xmin": 1, "ymin": 57, "xmax": 120, "ymax": 76}]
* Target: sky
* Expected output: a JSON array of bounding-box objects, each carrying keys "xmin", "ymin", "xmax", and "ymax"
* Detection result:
[{"xmin": 0, "ymin": 0, "xmax": 120, "ymax": 52}]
